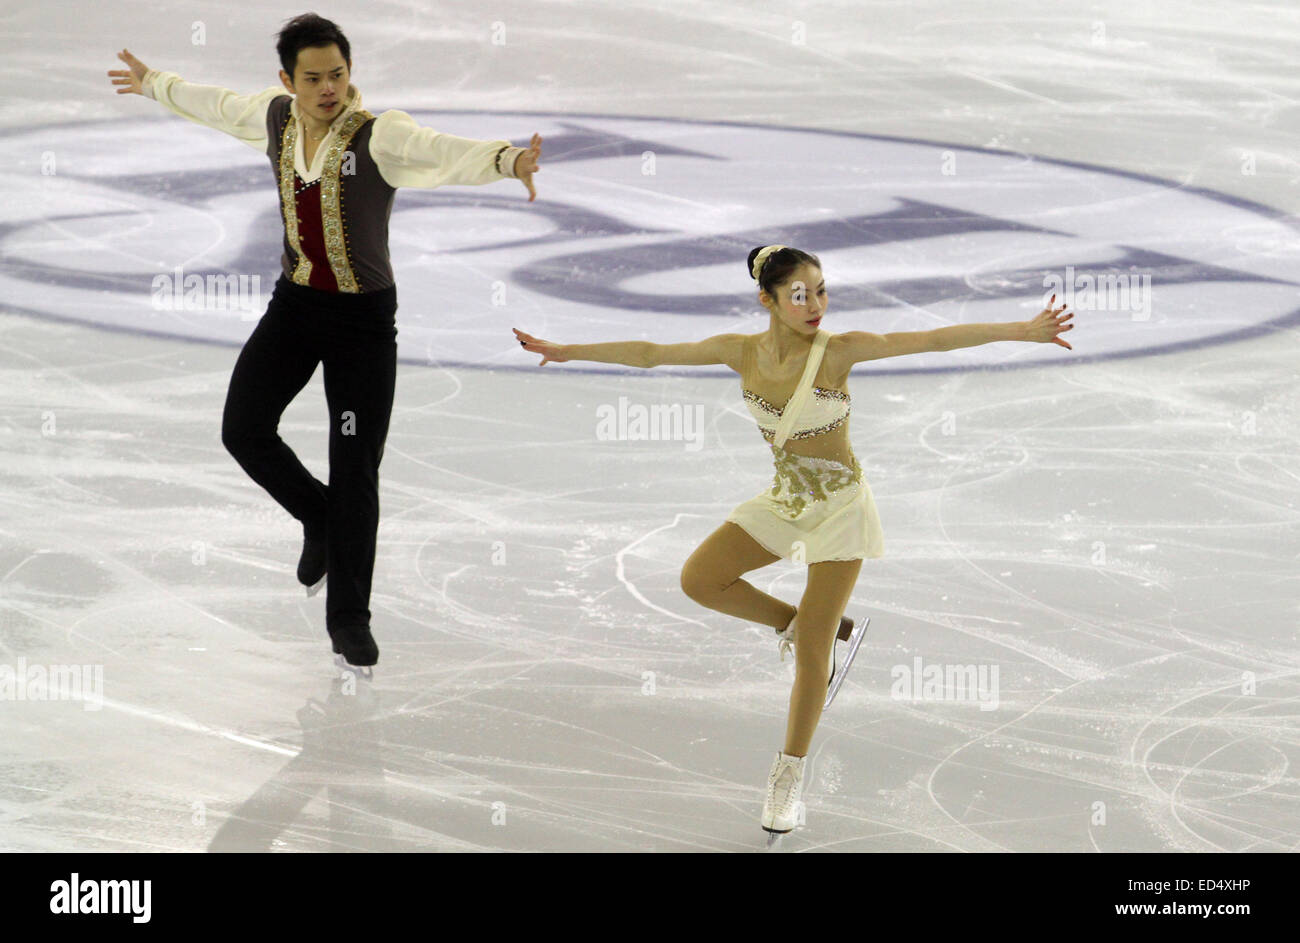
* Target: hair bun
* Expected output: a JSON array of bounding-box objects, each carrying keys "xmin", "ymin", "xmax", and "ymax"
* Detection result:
[{"xmin": 750, "ymin": 245, "xmax": 787, "ymax": 282}]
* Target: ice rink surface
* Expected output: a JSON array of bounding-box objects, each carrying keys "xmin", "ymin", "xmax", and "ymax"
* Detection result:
[{"xmin": 1, "ymin": 1, "xmax": 1297, "ymax": 851}]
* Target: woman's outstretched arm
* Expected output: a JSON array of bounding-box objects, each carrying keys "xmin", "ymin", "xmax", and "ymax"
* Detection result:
[
  {"xmin": 513, "ymin": 329, "xmax": 744, "ymax": 370},
  {"xmin": 835, "ymin": 295, "xmax": 1074, "ymax": 364}
]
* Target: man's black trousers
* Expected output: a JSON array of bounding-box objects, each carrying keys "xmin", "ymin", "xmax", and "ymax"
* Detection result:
[{"xmin": 221, "ymin": 273, "xmax": 398, "ymax": 634}]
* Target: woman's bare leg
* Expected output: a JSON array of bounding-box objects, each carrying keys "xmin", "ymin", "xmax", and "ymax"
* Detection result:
[
  {"xmin": 680, "ymin": 522, "xmax": 793, "ymax": 631},
  {"xmin": 783, "ymin": 557, "xmax": 862, "ymax": 756}
]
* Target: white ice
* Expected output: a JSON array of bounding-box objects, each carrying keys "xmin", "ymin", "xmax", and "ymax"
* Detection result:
[{"xmin": 0, "ymin": 0, "xmax": 1297, "ymax": 851}]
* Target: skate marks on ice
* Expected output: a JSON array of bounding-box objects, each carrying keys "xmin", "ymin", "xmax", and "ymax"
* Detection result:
[{"xmin": 3, "ymin": 312, "xmax": 1299, "ymax": 850}]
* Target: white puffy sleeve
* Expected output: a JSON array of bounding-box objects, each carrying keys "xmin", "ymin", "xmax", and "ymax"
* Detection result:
[
  {"xmin": 368, "ymin": 108, "xmax": 525, "ymax": 189},
  {"xmin": 142, "ymin": 69, "xmax": 282, "ymax": 153}
]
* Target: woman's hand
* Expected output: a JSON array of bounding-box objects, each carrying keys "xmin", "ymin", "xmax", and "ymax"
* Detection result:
[
  {"xmin": 108, "ymin": 49, "xmax": 149, "ymax": 96},
  {"xmin": 513, "ymin": 327, "xmax": 568, "ymax": 365},
  {"xmin": 514, "ymin": 133, "xmax": 542, "ymax": 202},
  {"xmin": 1025, "ymin": 294, "xmax": 1075, "ymax": 349}
]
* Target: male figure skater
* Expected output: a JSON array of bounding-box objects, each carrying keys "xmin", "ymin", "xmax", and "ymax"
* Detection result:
[{"xmin": 108, "ymin": 13, "xmax": 542, "ymax": 673}]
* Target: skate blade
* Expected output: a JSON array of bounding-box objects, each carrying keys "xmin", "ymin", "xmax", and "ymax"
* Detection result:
[
  {"xmin": 762, "ymin": 824, "xmax": 792, "ymax": 850},
  {"xmin": 761, "ymin": 802, "xmax": 806, "ymax": 845},
  {"xmin": 824, "ymin": 617, "xmax": 870, "ymax": 710},
  {"xmin": 305, "ymin": 574, "xmax": 326, "ymax": 597},
  {"xmin": 333, "ymin": 653, "xmax": 373, "ymax": 680}
]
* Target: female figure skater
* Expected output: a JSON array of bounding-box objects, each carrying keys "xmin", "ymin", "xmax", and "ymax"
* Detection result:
[{"xmin": 514, "ymin": 244, "xmax": 1074, "ymax": 834}]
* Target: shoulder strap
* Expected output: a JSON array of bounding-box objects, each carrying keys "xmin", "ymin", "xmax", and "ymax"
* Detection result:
[{"xmin": 772, "ymin": 330, "xmax": 830, "ymax": 450}]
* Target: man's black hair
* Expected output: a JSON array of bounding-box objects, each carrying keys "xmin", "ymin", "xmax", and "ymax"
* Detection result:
[{"xmin": 276, "ymin": 12, "xmax": 351, "ymax": 80}]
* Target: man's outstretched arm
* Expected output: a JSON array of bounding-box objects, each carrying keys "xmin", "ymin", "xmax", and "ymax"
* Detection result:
[
  {"xmin": 369, "ymin": 110, "xmax": 541, "ymax": 199},
  {"xmin": 109, "ymin": 48, "xmax": 279, "ymax": 153}
]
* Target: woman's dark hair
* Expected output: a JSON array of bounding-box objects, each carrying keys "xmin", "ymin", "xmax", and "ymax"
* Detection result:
[
  {"xmin": 746, "ymin": 246, "xmax": 822, "ymax": 297},
  {"xmin": 276, "ymin": 13, "xmax": 352, "ymax": 80}
]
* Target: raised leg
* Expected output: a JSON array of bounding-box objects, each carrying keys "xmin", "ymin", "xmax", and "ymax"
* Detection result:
[
  {"xmin": 680, "ymin": 522, "xmax": 792, "ymax": 630},
  {"xmin": 221, "ymin": 300, "xmax": 328, "ymax": 535}
]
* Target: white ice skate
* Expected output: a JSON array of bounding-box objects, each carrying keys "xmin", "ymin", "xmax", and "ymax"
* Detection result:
[
  {"xmin": 762, "ymin": 751, "xmax": 806, "ymax": 835},
  {"xmin": 824, "ymin": 617, "xmax": 869, "ymax": 710},
  {"xmin": 777, "ymin": 612, "xmax": 870, "ymax": 710}
]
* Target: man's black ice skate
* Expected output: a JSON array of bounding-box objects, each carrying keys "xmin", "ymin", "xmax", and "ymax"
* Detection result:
[
  {"xmin": 298, "ymin": 528, "xmax": 327, "ymax": 597},
  {"xmin": 329, "ymin": 624, "xmax": 378, "ymax": 679}
]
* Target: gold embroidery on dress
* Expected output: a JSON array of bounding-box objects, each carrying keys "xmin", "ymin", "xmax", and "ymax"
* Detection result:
[
  {"xmin": 743, "ymin": 387, "xmax": 851, "ymax": 441},
  {"xmin": 278, "ymin": 107, "xmax": 374, "ymax": 292},
  {"xmin": 766, "ymin": 446, "xmax": 862, "ymax": 518}
]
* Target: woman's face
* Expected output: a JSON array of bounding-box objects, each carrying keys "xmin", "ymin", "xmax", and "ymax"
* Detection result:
[{"xmin": 760, "ymin": 263, "xmax": 827, "ymax": 334}]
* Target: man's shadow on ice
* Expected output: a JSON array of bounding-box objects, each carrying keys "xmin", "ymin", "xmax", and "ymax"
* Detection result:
[{"xmin": 208, "ymin": 673, "xmax": 403, "ymax": 852}]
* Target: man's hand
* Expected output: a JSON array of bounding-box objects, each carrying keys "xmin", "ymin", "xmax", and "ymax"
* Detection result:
[
  {"xmin": 513, "ymin": 133, "xmax": 542, "ymax": 202},
  {"xmin": 108, "ymin": 49, "xmax": 149, "ymax": 96}
]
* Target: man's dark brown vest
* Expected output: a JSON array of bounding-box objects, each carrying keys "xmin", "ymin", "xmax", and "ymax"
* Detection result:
[{"xmin": 264, "ymin": 95, "xmax": 397, "ymax": 293}]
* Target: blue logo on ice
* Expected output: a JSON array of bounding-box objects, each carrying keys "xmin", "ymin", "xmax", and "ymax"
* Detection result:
[{"xmin": 3, "ymin": 112, "xmax": 1297, "ymax": 373}]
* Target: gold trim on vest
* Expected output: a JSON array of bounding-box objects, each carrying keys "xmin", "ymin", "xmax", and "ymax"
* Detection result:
[
  {"xmin": 278, "ymin": 117, "xmax": 310, "ymax": 285},
  {"xmin": 277, "ymin": 108, "xmax": 375, "ymax": 292}
]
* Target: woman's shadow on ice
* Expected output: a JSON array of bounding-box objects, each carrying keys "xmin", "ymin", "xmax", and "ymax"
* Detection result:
[{"xmin": 208, "ymin": 672, "xmax": 405, "ymax": 852}]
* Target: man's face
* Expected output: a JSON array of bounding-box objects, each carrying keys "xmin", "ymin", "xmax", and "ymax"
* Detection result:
[{"xmin": 280, "ymin": 43, "xmax": 350, "ymax": 122}]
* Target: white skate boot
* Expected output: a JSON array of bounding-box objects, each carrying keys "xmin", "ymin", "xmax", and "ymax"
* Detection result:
[
  {"xmin": 778, "ymin": 610, "xmax": 871, "ymax": 710},
  {"xmin": 762, "ymin": 751, "xmax": 806, "ymax": 834},
  {"xmin": 824, "ymin": 617, "xmax": 869, "ymax": 710},
  {"xmin": 776, "ymin": 609, "xmax": 854, "ymax": 651}
]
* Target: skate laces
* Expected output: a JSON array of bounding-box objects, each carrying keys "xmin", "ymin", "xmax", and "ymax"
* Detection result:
[
  {"xmin": 777, "ymin": 612, "xmax": 797, "ymax": 662},
  {"xmin": 767, "ymin": 755, "xmax": 804, "ymax": 817},
  {"xmin": 778, "ymin": 612, "xmax": 842, "ymax": 674}
]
